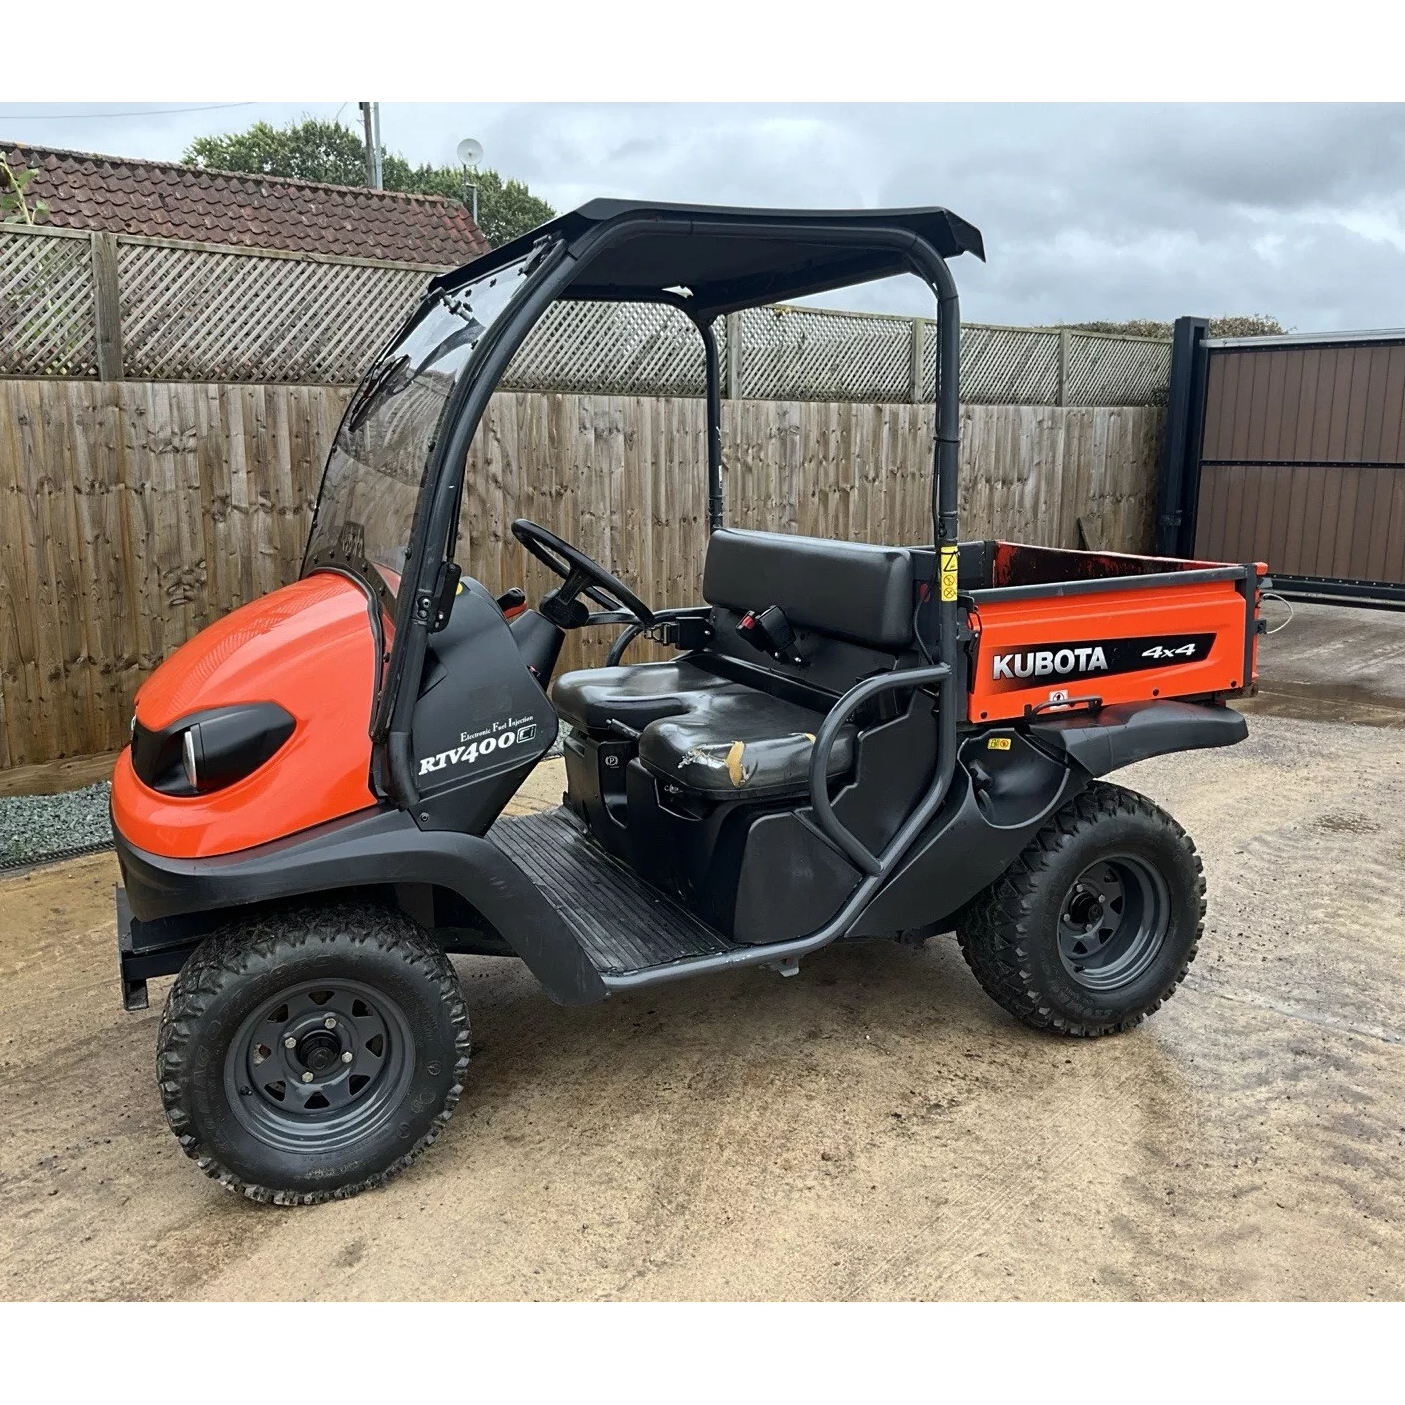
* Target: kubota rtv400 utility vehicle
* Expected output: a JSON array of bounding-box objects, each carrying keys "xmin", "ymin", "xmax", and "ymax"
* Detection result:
[{"xmin": 112, "ymin": 202, "xmax": 1263, "ymax": 1203}]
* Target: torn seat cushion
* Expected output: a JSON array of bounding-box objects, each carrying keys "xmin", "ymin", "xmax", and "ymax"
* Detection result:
[
  {"xmin": 552, "ymin": 660, "xmax": 733, "ymax": 733},
  {"xmin": 553, "ymin": 657, "xmax": 854, "ymax": 800},
  {"xmin": 638, "ymin": 690, "xmax": 854, "ymax": 800}
]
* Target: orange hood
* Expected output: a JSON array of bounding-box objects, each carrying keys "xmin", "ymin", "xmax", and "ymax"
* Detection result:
[{"xmin": 113, "ymin": 573, "xmax": 382, "ymax": 858}]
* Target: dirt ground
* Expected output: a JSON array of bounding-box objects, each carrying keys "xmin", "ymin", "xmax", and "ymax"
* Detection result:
[{"xmin": 2, "ymin": 602, "xmax": 1403, "ymax": 1301}]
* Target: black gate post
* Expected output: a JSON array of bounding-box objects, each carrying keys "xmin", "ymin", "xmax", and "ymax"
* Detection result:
[{"xmin": 1155, "ymin": 315, "xmax": 1209, "ymax": 557}]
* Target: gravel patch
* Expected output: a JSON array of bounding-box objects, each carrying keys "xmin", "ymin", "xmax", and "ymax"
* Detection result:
[
  {"xmin": 0, "ymin": 743, "xmax": 560, "ymax": 868},
  {"xmin": 0, "ymin": 781, "xmax": 114, "ymax": 866}
]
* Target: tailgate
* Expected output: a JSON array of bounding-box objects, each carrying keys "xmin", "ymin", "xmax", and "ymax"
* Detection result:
[{"xmin": 966, "ymin": 567, "xmax": 1261, "ymax": 723}]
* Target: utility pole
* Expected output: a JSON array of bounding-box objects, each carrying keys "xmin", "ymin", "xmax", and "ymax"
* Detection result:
[{"xmin": 358, "ymin": 102, "xmax": 383, "ymax": 190}]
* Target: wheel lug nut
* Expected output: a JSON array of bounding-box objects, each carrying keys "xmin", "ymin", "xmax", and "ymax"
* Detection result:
[
  {"xmin": 324, "ymin": 1016, "xmax": 337, "ymax": 1030},
  {"xmin": 341, "ymin": 1051, "xmax": 353, "ymax": 1064},
  {"xmin": 301, "ymin": 1071, "xmax": 314, "ymax": 1083},
  {"xmin": 283, "ymin": 1036, "xmax": 297, "ymax": 1049}
]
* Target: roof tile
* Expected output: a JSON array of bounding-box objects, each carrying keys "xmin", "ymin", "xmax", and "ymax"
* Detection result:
[{"xmin": 2, "ymin": 140, "xmax": 489, "ymax": 267}]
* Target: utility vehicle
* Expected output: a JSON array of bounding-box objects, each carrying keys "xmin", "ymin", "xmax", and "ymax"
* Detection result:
[{"xmin": 112, "ymin": 201, "xmax": 1263, "ymax": 1203}]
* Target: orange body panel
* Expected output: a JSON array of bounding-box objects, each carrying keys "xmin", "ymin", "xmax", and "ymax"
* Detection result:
[
  {"xmin": 967, "ymin": 575, "xmax": 1258, "ymax": 723},
  {"xmin": 111, "ymin": 573, "xmax": 380, "ymax": 858}
]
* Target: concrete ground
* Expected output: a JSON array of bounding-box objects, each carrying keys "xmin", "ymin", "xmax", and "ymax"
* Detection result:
[{"xmin": 2, "ymin": 602, "xmax": 1403, "ymax": 1301}]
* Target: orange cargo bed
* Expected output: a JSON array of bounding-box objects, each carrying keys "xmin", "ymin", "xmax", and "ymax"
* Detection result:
[{"xmin": 950, "ymin": 542, "xmax": 1265, "ymax": 724}]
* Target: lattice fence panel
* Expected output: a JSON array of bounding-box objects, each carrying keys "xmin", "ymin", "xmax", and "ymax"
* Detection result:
[
  {"xmin": 117, "ymin": 241, "xmax": 431, "ymax": 383},
  {"xmin": 920, "ymin": 322, "xmax": 1062, "ymax": 406},
  {"xmin": 741, "ymin": 304, "xmax": 912, "ymax": 401},
  {"xmin": 1066, "ymin": 332, "xmax": 1171, "ymax": 406},
  {"xmin": 0, "ymin": 230, "xmax": 97, "ymax": 377},
  {"xmin": 1, "ymin": 229, "xmax": 1174, "ymax": 403},
  {"xmin": 501, "ymin": 300, "xmax": 717, "ymax": 396}
]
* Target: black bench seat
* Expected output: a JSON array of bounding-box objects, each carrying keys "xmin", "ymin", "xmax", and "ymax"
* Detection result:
[
  {"xmin": 551, "ymin": 528, "xmax": 917, "ymax": 801},
  {"xmin": 553, "ymin": 661, "xmax": 853, "ymax": 799}
]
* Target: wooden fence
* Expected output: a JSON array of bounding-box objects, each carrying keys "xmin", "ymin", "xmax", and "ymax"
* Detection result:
[{"xmin": 0, "ymin": 378, "xmax": 1163, "ymax": 768}]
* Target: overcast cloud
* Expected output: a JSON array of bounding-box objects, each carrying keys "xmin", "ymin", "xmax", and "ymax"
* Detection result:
[{"xmin": 6, "ymin": 101, "xmax": 1404, "ymax": 330}]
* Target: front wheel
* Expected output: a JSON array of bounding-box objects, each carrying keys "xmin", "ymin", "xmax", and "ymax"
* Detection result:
[
  {"xmin": 956, "ymin": 782, "xmax": 1205, "ymax": 1037},
  {"xmin": 157, "ymin": 903, "xmax": 470, "ymax": 1204}
]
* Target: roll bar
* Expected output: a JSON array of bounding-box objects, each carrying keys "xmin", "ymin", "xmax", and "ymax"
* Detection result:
[{"xmin": 378, "ymin": 213, "xmax": 966, "ymax": 966}]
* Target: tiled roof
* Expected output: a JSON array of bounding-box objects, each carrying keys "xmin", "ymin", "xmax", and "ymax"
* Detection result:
[{"xmin": 2, "ymin": 141, "xmax": 489, "ymax": 267}]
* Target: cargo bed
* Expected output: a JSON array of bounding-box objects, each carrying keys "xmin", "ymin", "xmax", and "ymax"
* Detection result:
[{"xmin": 945, "ymin": 541, "xmax": 1265, "ymax": 723}]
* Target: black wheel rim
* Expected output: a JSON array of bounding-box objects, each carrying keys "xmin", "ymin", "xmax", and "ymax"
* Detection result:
[
  {"xmin": 224, "ymin": 978, "xmax": 415, "ymax": 1155},
  {"xmin": 1056, "ymin": 854, "xmax": 1170, "ymax": 992}
]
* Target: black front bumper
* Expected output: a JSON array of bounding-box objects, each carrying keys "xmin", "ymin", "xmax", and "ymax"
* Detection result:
[
  {"xmin": 112, "ymin": 808, "xmax": 414, "ymax": 1013},
  {"xmin": 111, "ymin": 814, "xmax": 363, "ymax": 1011},
  {"xmin": 115, "ymin": 884, "xmax": 210, "ymax": 1012}
]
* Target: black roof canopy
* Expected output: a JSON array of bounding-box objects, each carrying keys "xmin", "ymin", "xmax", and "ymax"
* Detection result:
[{"xmin": 433, "ymin": 199, "xmax": 985, "ymax": 317}]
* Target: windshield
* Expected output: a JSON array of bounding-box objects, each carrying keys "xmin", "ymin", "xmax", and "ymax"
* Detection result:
[{"xmin": 302, "ymin": 254, "xmax": 534, "ymax": 601}]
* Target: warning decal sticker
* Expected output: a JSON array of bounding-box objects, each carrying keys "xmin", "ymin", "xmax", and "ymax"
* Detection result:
[{"xmin": 939, "ymin": 545, "xmax": 959, "ymax": 602}]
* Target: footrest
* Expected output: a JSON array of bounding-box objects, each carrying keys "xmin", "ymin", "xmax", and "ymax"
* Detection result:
[{"xmin": 488, "ymin": 808, "xmax": 738, "ymax": 975}]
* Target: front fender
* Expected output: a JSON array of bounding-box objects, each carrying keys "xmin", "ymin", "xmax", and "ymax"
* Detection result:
[
  {"xmin": 1027, "ymin": 699, "xmax": 1248, "ymax": 776},
  {"xmin": 114, "ymin": 806, "xmax": 606, "ymax": 1005}
]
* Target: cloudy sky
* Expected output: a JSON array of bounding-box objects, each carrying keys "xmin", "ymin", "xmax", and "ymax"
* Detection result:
[{"xmin": 5, "ymin": 101, "xmax": 1404, "ymax": 331}]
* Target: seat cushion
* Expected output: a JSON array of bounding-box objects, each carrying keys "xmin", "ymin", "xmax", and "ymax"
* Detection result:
[
  {"xmin": 639, "ymin": 689, "xmax": 854, "ymax": 800},
  {"xmin": 552, "ymin": 660, "xmax": 732, "ymax": 733}
]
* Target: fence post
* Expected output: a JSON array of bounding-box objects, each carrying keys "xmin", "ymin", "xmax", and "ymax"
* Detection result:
[
  {"xmin": 1056, "ymin": 327, "xmax": 1071, "ymax": 407},
  {"xmin": 1154, "ymin": 316, "xmax": 1210, "ymax": 557},
  {"xmin": 908, "ymin": 317, "xmax": 925, "ymax": 404},
  {"xmin": 90, "ymin": 232, "xmax": 124, "ymax": 382},
  {"xmin": 725, "ymin": 311, "xmax": 743, "ymax": 399}
]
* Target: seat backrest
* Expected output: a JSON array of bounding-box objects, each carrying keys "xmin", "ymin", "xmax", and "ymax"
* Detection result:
[{"xmin": 702, "ymin": 529, "xmax": 915, "ymax": 651}]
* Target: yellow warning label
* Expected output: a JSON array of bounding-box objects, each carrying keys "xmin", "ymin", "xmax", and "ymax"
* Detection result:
[
  {"xmin": 987, "ymin": 736, "xmax": 1012, "ymax": 751},
  {"xmin": 939, "ymin": 544, "xmax": 959, "ymax": 602}
]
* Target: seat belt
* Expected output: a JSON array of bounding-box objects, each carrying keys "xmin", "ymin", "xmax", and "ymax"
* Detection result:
[{"xmin": 735, "ymin": 605, "xmax": 806, "ymax": 667}]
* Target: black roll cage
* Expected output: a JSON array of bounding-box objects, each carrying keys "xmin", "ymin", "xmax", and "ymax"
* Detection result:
[{"xmin": 370, "ymin": 211, "xmax": 969, "ymax": 955}]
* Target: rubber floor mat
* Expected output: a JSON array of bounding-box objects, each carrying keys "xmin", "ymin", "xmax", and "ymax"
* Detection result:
[{"xmin": 489, "ymin": 807, "xmax": 737, "ymax": 975}]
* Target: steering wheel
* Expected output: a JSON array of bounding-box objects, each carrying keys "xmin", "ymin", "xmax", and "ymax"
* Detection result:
[{"xmin": 511, "ymin": 518, "xmax": 655, "ymax": 629}]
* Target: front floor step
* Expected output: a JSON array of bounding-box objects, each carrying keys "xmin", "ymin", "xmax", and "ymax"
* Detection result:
[{"xmin": 488, "ymin": 807, "xmax": 739, "ymax": 975}]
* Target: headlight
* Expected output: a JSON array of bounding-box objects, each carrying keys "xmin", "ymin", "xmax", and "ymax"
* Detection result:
[
  {"xmin": 182, "ymin": 728, "xmax": 199, "ymax": 790},
  {"xmin": 131, "ymin": 703, "xmax": 296, "ymax": 796}
]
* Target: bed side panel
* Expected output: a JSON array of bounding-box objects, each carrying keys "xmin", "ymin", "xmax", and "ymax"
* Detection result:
[{"xmin": 967, "ymin": 578, "xmax": 1253, "ymax": 722}]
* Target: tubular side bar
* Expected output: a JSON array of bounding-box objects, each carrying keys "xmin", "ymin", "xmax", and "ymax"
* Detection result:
[
  {"xmin": 807, "ymin": 664, "xmax": 952, "ymax": 875},
  {"xmin": 602, "ymin": 669, "xmax": 958, "ymax": 994},
  {"xmin": 600, "ymin": 665, "xmax": 956, "ymax": 991}
]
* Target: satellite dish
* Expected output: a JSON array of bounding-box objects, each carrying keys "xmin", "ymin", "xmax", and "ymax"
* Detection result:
[{"xmin": 456, "ymin": 137, "xmax": 484, "ymax": 167}]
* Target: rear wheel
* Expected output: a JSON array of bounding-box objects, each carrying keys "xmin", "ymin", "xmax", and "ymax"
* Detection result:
[
  {"xmin": 157, "ymin": 903, "xmax": 469, "ymax": 1204},
  {"xmin": 956, "ymin": 782, "xmax": 1204, "ymax": 1037}
]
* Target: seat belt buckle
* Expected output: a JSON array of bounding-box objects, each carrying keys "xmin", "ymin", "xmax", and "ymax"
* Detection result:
[
  {"xmin": 495, "ymin": 586, "xmax": 528, "ymax": 619},
  {"xmin": 736, "ymin": 605, "xmax": 806, "ymax": 667}
]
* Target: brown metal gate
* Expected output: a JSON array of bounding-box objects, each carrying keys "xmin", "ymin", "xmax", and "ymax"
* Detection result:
[{"xmin": 1158, "ymin": 325, "xmax": 1405, "ymax": 605}]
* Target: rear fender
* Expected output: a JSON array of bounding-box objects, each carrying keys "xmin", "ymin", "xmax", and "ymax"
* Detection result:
[
  {"xmin": 115, "ymin": 807, "xmax": 605, "ymax": 1006},
  {"xmin": 1027, "ymin": 699, "xmax": 1247, "ymax": 777},
  {"xmin": 853, "ymin": 700, "xmax": 1245, "ymax": 936},
  {"xmin": 854, "ymin": 754, "xmax": 1083, "ymax": 937}
]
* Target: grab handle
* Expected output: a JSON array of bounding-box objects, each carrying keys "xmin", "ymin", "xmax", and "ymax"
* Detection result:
[{"xmin": 806, "ymin": 663, "xmax": 951, "ymax": 876}]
